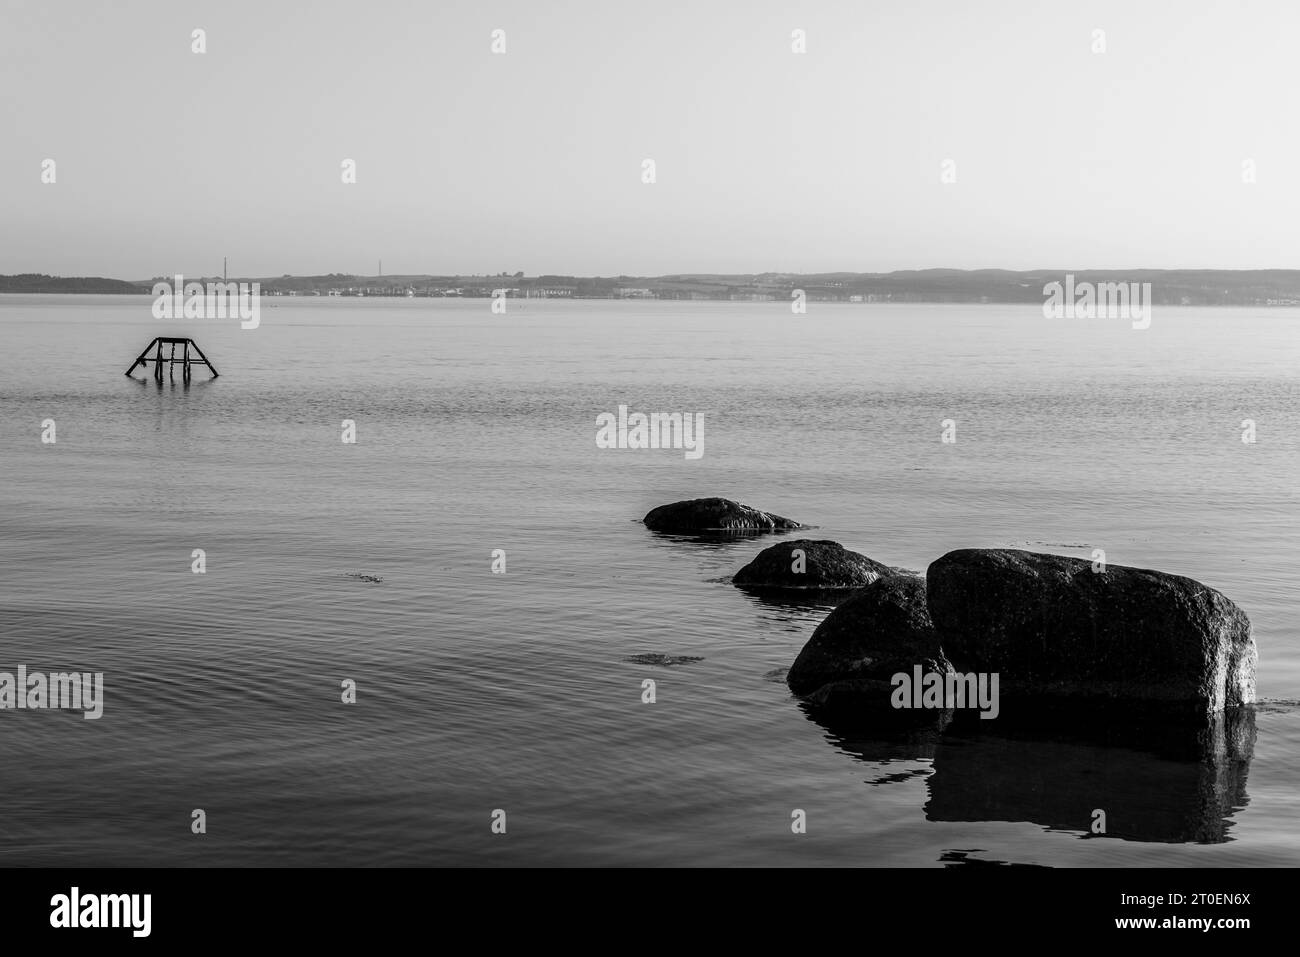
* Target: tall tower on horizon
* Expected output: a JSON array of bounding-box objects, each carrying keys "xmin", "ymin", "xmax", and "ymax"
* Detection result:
[{"xmin": 223, "ymin": 257, "xmax": 227, "ymax": 281}]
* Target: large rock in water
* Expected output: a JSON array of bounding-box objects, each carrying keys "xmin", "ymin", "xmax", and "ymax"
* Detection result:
[
  {"xmin": 734, "ymin": 539, "xmax": 892, "ymax": 590},
  {"xmin": 787, "ymin": 575, "xmax": 952, "ymax": 697},
  {"xmin": 926, "ymin": 549, "xmax": 1256, "ymax": 716},
  {"xmin": 642, "ymin": 497, "xmax": 803, "ymax": 533}
]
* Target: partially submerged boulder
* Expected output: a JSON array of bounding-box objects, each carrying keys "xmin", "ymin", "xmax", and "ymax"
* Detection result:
[
  {"xmin": 925, "ymin": 549, "xmax": 1256, "ymax": 716},
  {"xmin": 642, "ymin": 497, "xmax": 803, "ymax": 533},
  {"xmin": 733, "ymin": 539, "xmax": 892, "ymax": 590},
  {"xmin": 787, "ymin": 575, "xmax": 952, "ymax": 697},
  {"xmin": 801, "ymin": 677, "xmax": 955, "ymax": 748}
]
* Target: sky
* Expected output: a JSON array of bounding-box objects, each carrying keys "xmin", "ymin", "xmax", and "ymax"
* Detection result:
[{"xmin": 2, "ymin": 0, "xmax": 1298, "ymax": 278}]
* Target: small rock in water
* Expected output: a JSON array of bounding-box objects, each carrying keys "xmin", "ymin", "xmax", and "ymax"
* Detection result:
[
  {"xmin": 734, "ymin": 539, "xmax": 891, "ymax": 590},
  {"xmin": 624, "ymin": 653, "xmax": 705, "ymax": 667},
  {"xmin": 643, "ymin": 497, "xmax": 803, "ymax": 533}
]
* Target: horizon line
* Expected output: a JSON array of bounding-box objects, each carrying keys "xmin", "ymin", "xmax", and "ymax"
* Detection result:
[{"xmin": 8, "ymin": 265, "xmax": 1300, "ymax": 284}]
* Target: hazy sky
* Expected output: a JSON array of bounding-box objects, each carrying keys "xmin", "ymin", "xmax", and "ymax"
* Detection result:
[{"xmin": 2, "ymin": 0, "xmax": 1297, "ymax": 277}]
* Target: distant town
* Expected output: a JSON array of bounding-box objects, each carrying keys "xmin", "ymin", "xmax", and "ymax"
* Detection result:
[{"xmin": 4, "ymin": 269, "xmax": 1300, "ymax": 306}]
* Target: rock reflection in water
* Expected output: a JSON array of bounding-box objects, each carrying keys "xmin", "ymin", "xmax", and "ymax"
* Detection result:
[{"xmin": 802, "ymin": 702, "xmax": 1255, "ymax": 844}]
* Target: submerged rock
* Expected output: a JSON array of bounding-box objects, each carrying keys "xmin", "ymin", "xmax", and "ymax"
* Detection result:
[
  {"xmin": 642, "ymin": 497, "xmax": 803, "ymax": 533},
  {"xmin": 733, "ymin": 539, "xmax": 892, "ymax": 590},
  {"xmin": 624, "ymin": 653, "xmax": 704, "ymax": 667},
  {"xmin": 925, "ymin": 548, "xmax": 1257, "ymax": 716},
  {"xmin": 787, "ymin": 575, "xmax": 952, "ymax": 697}
]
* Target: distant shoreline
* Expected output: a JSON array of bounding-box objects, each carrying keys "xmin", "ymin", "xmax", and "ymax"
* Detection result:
[{"xmin": 5, "ymin": 269, "xmax": 1300, "ymax": 306}]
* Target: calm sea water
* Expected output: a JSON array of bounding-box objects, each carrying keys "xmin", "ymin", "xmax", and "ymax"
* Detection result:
[{"xmin": 0, "ymin": 294, "xmax": 1296, "ymax": 867}]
